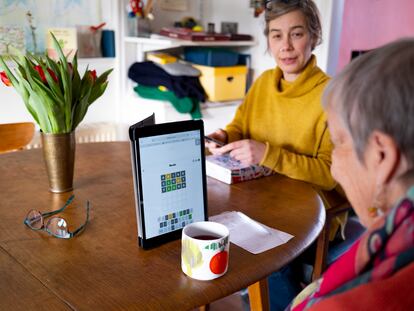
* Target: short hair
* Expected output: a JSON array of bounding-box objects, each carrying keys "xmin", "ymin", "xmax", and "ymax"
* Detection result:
[
  {"xmin": 323, "ymin": 38, "xmax": 414, "ymax": 169},
  {"xmin": 264, "ymin": 0, "xmax": 322, "ymax": 50}
]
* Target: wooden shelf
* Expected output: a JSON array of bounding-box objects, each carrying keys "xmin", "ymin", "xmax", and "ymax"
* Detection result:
[
  {"xmin": 77, "ymin": 57, "xmax": 116, "ymax": 64},
  {"xmin": 124, "ymin": 34, "xmax": 257, "ymax": 48}
]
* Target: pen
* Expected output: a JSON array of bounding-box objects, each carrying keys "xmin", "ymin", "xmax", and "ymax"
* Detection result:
[{"xmin": 204, "ymin": 136, "xmax": 225, "ymax": 146}]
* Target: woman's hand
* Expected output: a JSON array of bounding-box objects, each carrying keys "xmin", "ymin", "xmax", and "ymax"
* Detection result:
[
  {"xmin": 211, "ymin": 139, "xmax": 266, "ymax": 166},
  {"xmin": 205, "ymin": 129, "xmax": 228, "ymax": 153}
]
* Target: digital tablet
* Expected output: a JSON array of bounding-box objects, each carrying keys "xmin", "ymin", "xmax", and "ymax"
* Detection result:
[{"xmin": 129, "ymin": 115, "xmax": 208, "ymax": 249}]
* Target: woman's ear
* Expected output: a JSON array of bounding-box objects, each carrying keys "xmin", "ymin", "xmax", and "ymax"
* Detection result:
[
  {"xmin": 311, "ymin": 35, "xmax": 317, "ymax": 51},
  {"xmin": 370, "ymin": 131, "xmax": 401, "ymax": 185}
]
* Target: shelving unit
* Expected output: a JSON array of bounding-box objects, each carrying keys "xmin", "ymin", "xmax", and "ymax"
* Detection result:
[
  {"xmin": 119, "ymin": 34, "xmax": 254, "ymax": 132},
  {"xmin": 119, "ymin": 29, "xmax": 255, "ymax": 132}
]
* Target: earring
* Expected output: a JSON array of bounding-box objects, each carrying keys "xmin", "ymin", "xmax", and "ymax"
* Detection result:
[
  {"xmin": 368, "ymin": 206, "xmax": 379, "ymax": 218},
  {"xmin": 369, "ymin": 184, "xmax": 386, "ymax": 217}
]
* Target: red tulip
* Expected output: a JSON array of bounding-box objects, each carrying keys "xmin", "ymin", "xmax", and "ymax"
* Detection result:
[
  {"xmin": 0, "ymin": 71, "xmax": 12, "ymax": 86},
  {"xmin": 89, "ymin": 70, "xmax": 97, "ymax": 82},
  {"xmin": 47, "ymin": 68, "xmax": 58, "ymax": 83},
  {"xmin": 68, "ymin": 62, "xmax": 73, "ymax": 77},
  {"xmin": 34, "ymin": 65, "xmax": 46, "ymax": 82},
  {"xmin": 34, "ymin": 65, "xmax": 58, "ymax": 83}
]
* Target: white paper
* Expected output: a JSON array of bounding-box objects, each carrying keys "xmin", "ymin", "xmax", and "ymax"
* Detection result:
[{"xmin": 209, "ymin": 211, "xmax": 294, "ymax": 254}]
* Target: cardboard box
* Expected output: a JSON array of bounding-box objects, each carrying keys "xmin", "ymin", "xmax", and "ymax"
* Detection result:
[{"xmin": 194, "ymin": 64, "xmax": 247, "ymax": 102}]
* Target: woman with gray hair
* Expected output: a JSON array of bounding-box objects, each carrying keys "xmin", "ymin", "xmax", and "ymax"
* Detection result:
[{"xmin": 289, "ymin": 38, "xmax": 414, "ymax": 310}]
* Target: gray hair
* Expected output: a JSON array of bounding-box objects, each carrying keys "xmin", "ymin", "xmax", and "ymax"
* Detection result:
[
  {"xmin": 264, "ymin": 0, "xmax": 322, "ymax": 50},
  {"xmin": 323, "ymin": 38, "xmax": 414, "ymax": 169}
]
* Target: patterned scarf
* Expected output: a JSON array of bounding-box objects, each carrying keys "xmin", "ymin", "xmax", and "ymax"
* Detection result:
[{"xmin": 291, "ymin": 185, "xmax": 414, "ymax": 310}]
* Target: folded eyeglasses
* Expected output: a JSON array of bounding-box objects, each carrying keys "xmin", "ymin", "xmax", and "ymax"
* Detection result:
[{"xmin": 24, "ymin": 195, "xmax": 90, "ymax": 239}]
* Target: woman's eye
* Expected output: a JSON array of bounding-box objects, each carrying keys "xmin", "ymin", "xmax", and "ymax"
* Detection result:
[{"xmin": 291, "ymin": 32, "xmax": 303, "ymax": 38}]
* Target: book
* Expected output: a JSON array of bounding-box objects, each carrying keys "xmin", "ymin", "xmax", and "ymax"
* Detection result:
[
  {"xmin": 159, "ymin": 27, "xmax": 230, "ymax": 42},
  {"xmin": 229, "ymin": 33, "xmax": 253, "ymax": 41},
  {"xmin": 206, "ymin": 154, "xmax": 273, "ymax": 184},
  {"xmin": 147, "ymin": 52, "xmax": 177, "ymax": 64},
  {"xmin": 46, "ymin": 28, "xmax": 77, "ymax": 61}
]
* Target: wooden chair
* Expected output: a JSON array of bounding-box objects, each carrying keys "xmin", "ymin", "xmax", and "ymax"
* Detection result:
[
  {"xmin": 312, "ymin": 188, "xmax": 365, "ymax": 281},
  {"xmin": 0, "ymin": 122, "xmax": 35, "ymax": 154}
]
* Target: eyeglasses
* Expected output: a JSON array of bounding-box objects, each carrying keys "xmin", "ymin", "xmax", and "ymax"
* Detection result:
[{"xmin": 24, "ymin": 195, "xmax": 90, "ymax": 239}]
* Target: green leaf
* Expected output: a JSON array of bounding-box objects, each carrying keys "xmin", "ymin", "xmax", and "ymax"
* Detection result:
[
  {"xmin": 0, "ymin": 56, "xmax": 19, "ymax": 86},
  {"xmin": 38, "ymin": 63, "xmax": 61, "ymax": 97},
  {"xmin": 71, "ymin": 63, "xmax": 81, "ymax": 105},
  {"xmin": 28, "ymin": 90, "xmax": 52, "ymax": 133},
  {"xmin": 89, "ymin": 81, "xmax": 109, "ymax": 105},
  {"xmin": 30, "ymin": 83, "xmax": 62, "ymax": 132},
  {"xmin": 50, "ymin": 31, "xmax": 72, "ymax": 131},
  {"xmin": 71, "ymin": 88, "xmax": 92, "ymax": 130},
  {"xmin": 73, "ymin": 51, "xmax": 78, "ymax": 70},
  {"xmin": 95, "ymin": 68, "xmax": 113, "ymax": 85}
]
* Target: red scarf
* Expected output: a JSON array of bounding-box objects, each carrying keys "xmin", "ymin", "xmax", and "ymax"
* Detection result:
[{"xmin": 292, "ymin": 186, "xmax": 414, "ymax": 310}]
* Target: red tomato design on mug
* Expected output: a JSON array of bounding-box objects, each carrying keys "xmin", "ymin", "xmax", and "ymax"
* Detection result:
[{"xmin": 209, "ymin": 251, "xmax": 228, "ymax": 274}]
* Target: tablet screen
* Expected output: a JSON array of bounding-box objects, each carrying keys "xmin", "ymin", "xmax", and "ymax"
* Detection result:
[{"xmin": 139, "ymin": 129, "xmax": 205, "ymax": 239}]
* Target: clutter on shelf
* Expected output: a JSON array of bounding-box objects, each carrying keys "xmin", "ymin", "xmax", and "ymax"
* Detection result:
[
  {"xmin": 173, "ymin": 17, "xmax": 203, "ymax": 32},
  {"xmin": 127, "ymin": 45, "xmax": 252, "ymax": 113},
  {"xmin": 126, "ymin": 0, "xmax": 154, "ymax": 37},
  {"xmin": 128, "ymin": 61, "xmax": 205, "ymax": 119},
  {"xmin": 159, "ymin": 27, "xmax": 253, "ymax": 42}
]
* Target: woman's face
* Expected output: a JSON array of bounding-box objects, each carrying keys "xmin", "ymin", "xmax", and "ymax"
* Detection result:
[
  {"xmin": 268, "ymin": 10, "xmax": 314, "ymax": 82},
  {"xmin": 327, "ymin": 106, "xmax": 378, "ymax": 227}
]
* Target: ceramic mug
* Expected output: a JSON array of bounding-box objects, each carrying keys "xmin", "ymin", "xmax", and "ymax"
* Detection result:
[{"xmin": 181, "ymin": 221, "xmax": 230, "ymax": 280}]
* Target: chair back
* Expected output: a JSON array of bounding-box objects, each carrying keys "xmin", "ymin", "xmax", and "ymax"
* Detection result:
[
  {"xmin": 0, "ymin": 122, "xmax": 35, "ymax": 154},
  {"xmin": 312, "ymin": 188, "xmax": 352, "ymax": 281}
]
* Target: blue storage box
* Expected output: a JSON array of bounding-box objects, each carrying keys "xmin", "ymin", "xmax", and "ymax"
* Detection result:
[{"xmin": 184, "ymin": 47, "xmax": 239, "ymax": 67}]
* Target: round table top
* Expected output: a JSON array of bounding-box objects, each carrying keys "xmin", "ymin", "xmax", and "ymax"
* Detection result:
[{"xmin": 0, "ymin": 142, "xmax": 325, "ymax": 310}]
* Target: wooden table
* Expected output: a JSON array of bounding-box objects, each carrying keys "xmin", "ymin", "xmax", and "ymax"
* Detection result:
[{"xmin": 0, "ymin": 142, "xmax": 325, "ymax": 311}]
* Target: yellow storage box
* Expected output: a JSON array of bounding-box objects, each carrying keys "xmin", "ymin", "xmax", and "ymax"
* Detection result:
[{"xmin": 194, "ymin": 65, "xmax": 247, "ymax": 102}]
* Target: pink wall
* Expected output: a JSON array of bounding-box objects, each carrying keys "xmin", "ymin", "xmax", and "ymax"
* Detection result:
[{"xmin": 337, "ymin": 0, "xmax": 414, "ymax": 72}]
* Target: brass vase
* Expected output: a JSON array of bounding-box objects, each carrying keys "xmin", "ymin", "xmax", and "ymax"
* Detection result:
[{"xmin": 41, "ymin": 131, "xmax": 76, "ymax": 193}]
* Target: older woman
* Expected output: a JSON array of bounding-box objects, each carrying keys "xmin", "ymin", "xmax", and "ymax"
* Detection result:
[{"xmin": 290, "ymin": 39, "xmax": 414, "ymax": 310}]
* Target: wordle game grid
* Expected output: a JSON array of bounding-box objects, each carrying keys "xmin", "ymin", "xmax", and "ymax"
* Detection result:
[
  {"xmin": 157, "ymin": 208, "xmax": 193, "ymax": 234},
  {"xmin": 160, "ymin": 171, "xmax": 186, "ymax": 193}
]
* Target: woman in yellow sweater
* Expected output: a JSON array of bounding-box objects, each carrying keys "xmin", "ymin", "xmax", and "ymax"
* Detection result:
[
  {"xmin": 206, "ymin": 1, "xmax": 336, "ymax": 310},
  {"xmin": 206, "ymin": 0, "xmax": 335, "ymax": 191}
]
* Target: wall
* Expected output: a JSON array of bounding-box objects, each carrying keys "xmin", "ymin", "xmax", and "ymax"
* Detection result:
[
  {"xmin": 337, "ymin": 0, "xmax": 414, "ymax": 71},
  {"xmin": 0, "ymin": 0, "xmax": 120, "ymax": 127},
  {"xmin": 200, "ymin": 0, "xmax": 334, "ymax": 78},
  {"xmin": 0, "ymin": 0, "xmax": 337, "ymax": 127}
]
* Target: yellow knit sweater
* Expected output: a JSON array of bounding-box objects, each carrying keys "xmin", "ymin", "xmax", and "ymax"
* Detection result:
[{"xmin": 226, "ymin": 55, "xmax": 336, "ymax": 191}]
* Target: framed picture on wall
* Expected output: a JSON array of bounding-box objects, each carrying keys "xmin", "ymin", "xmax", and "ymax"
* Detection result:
[
  {"xmin": 0, "ymin": 26, "xmax": 25, "ymax": 56},
  {"xmin": 0, "ymin": 0, "xmax": 102, "ymax": 54}
]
